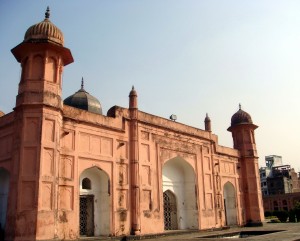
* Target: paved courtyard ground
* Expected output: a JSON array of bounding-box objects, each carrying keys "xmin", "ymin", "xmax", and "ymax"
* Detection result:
[{"xmin": 79, "ymin": 222, "xmax": 300, "ymax": 241}]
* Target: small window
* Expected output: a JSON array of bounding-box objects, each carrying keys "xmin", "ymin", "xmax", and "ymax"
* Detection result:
[{"xmin": 82, "ymin": 177, "xmax": 91, "ymax": 190}]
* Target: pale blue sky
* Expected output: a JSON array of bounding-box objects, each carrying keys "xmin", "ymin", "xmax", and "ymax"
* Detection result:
[{"xmin": 1, "ymin": 1, "xmax": 300, "ymax": 170}]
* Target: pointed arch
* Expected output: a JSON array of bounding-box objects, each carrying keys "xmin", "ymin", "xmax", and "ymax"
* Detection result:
[
  {"xmin": 162, "ymin": 156, "xmax": 198, "ymax": 230},
  {"xmin": 31, "ymin": 55, "xmax": 44, "ymax": 79},
  {"xmin": 45, "ymin": 57, "xmax": 57, "ymax": 82},
  {"xmin": 21, "ymin": 57, "xmax": 29, "ymax": 82},
  {"xmin": 223, "ymin": 181, "xmax": 237, "ymax": 226},
  {"xmin": 79, "ymin": 167, "xmax": 111, "ymax": 236}
]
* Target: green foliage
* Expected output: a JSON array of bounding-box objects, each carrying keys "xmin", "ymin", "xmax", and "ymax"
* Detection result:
[
  {"xmin": 268, "ymin": 218, "xmax": 280, "ymax": 223},
  {"xmin": 293, "ymin": 201, "xmax": 300, "ymax": 221},
  {"xmin": 289, "ymin": 209, "xmax": 296, "ymax": 222},
  {"xmin": 273, "ymin": 210, "xmax": 288, "ymax": 222},
  {"xmin": 264, "ymin": 211, "xmax": 273, "ymax": 217}
]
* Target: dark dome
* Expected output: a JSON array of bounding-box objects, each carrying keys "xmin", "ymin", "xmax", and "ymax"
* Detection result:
[
  {"xmin": 230, "ymin": 104, "xmax": 253, "ymax": 126},
  {"xmin": 64, "ymin": 80, "xmax": 102, "ymax": 115},
  {"xmin": 24, "ymin": 7, "xmax": 64, "ymax": 46}
]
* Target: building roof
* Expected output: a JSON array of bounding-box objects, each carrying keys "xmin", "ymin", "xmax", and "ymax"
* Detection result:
[
  {"xmin": 24, "ymin": 7, "xmax": 64, "ymax": 46},
  {"xmin": 63, "ymin": 78, "xmax": 102, "ymax": 115}
]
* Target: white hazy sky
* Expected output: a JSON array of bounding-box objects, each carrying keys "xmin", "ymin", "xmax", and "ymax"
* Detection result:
[{"xmin": 1, "ymin": 1, "xmax": 300, "ymax": 171}]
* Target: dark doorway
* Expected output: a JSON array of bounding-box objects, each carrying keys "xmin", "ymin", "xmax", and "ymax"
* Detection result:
[
  {"xmin": 163, "ymin": 190, "xmax": 178, "ymax": 230},
  {"xmin": 80, "ymin": 195, "xmax": 94, "ymax": 236}
]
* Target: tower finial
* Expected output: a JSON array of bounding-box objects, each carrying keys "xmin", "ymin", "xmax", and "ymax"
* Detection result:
[
  {"xmin": 81, "ymin": 77, "xmax": 84, "ymax": 90},
  {"xmin": 239, "ymin": 103, "xmax": 241, "ymax": 110},
  {"xmin": 45, "ymin": 6, "xmax": 50, "ymax": 19},
  {"xmin": 204, "ymin": 113, "xmax": 211, "ymax": 131},
  {"xmin": 132, "ymin": 85, "xmax": 135, "ymax": 90}
]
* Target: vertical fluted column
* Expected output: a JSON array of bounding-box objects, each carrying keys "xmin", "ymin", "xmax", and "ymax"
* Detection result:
[{"xmin": 129, "ymin": 86, "xmax": 141, "ymax": 234}]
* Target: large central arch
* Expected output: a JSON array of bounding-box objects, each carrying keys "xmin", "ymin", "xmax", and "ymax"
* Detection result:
[
  {"xmin": 223, "ymin": 182, "xmax": 237, "ymax": 226},
  {"xmin": 162, "ymin": 156, "xmax": 198, "ymax": 230},
  {"xmin": 79, "ymin": 167, "xmax": 111, "ymax": 236}
]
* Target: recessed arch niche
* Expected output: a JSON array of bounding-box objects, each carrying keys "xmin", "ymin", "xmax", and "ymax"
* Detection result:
[{"xmin": 162, "ymin": 156, "xmax": 198, "ymax": 230}]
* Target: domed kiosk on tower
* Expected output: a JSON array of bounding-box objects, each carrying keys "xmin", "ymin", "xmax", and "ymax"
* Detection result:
[
  {"xmin": 24, "ymin": 6, "xmax": 64, "ymax": 46},
  {"xmin": 64, "ymin": 78, "xmax": 103, "ymax": 114},
  {"xmin": 11, "ymin": 7, "xmax": 73, "ymax": 65},
  {"xmin": 228, "ymin": 104, "xmax": 258, "ymax": 132},
  {"xmin": 230, "ymin": 104, "xmax": 253, "ymax": 126}
]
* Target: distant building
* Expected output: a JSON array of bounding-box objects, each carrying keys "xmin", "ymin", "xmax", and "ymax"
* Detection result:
[
  {"xmin": 267, "ymin": 165, "xmax": 300, "ymax": 195},
  {"xmin": 260, "ymin": 155, "xmax": 282, "ymax": 196},
  {"xmin": 265, "ymin": 155, "xmax": 283, "ymax": 169},
  {"xmin": 263, "ymin": 193, "xmax": 300, "ymax": 212},
  {"xmin": 260, "ymin": 156, "xmax": 300, "ymax": 212}
]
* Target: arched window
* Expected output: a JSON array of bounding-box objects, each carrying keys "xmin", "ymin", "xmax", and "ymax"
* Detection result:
[
  {"xmin": 45, "ymin": 57, "xmax": 57, "ymax": 82},
  {"xmin": 32, "ymin": 55, "xmax": 44, "ymax": 79},
  {"xmin": 82, "ymin": 178, "xmax": 91, "ymax": 190},
  {"xmin": 282, "ymin": 200, "xmax": 288, "ymax": 211},
  {"xmin": 21, "ymin": 57, "xmax": 29, "ymax": 82}
]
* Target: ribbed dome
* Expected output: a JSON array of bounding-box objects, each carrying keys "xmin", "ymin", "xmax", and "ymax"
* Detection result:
[
  {"xmin": 64, "ymin": 79, "xmax": 102, "ymax": 115},
  {"xmin": 230, "ymin": 104, "xmax": 253, "ymax": 126},
  {"xmin": 24, "ymin": 7, "xmax": 64, "ymax": 46}
]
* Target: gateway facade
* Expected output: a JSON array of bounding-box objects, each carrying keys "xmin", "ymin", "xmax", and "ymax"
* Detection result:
[{"xmin": 0, "ymin": 9, "xmax": 264, "ymax": 241}]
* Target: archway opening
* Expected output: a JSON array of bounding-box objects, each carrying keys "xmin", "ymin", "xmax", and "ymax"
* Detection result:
[
  {"xmin": 162, "ymin": 157, "xmax": 198, "ymax": 230},
  {"xmin": 79, "ymin": 167, "xmax": 110, "ymax": 236},
  {"xmin": 0, "ymin": 168, "xmax": 10, "ymax": 236},
  {"xmin": 163, "ymin": 190, "xmax": 178, "ymax": 230},
  {"xmin": 223, "ymin": 182, "xmax": 237, "ymax": 226}
]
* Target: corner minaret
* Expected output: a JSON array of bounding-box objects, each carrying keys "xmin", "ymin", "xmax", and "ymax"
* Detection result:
[
  {"xmin": 227, "ymin": 104, "xmax": 264, "ymax": 226},
  {"xmin": 11, "ymin": 6, "xmax": 73, "ymax": 109},
  {"xmin": 7, "ymin": 8, "xmax": 74, "ymax": 241},
  {"xmin": 204, "ymin": 113, "xmax": 211, "ymax": 132},
  {"xmin": 129, "ymin": 86, "xmax": 138, "ymax": 109},
  {"xmin": 128, "ymin": 86, "xmax": 141, "ymax": 234}
]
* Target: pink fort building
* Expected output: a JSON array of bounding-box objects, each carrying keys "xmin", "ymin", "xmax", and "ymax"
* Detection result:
[{"xmin": 0, "ymin": 8, "xmax": 264, "ymax": 241}]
